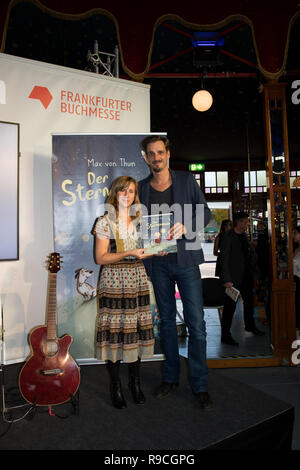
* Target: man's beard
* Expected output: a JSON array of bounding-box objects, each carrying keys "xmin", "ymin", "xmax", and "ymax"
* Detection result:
[
  {"xmin": 152, "ymin": 161, "xmax": 162, "ymax": 173},
  {"xmin": 153, "ymin": 166, "xmax": 162, "ymax": 173}
]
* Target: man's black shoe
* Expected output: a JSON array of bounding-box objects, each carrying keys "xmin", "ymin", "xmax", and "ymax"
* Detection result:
[
  {"xmin": 221, "ymin": 334, "xmax": 239, "ymax": 346},
  {"xmin": 155, "ymin": 382, "xmax": 178, "ymax": 399},
  {"xmin": 245, "ymin": 326, "xmax": 265, "ymax": 336},
  {"xmin": 194, "ymin": 392, "xmax": 213, "ymax": 410}
]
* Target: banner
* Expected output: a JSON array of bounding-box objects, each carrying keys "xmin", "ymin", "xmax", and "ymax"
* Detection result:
[
  {"xmin": 0, "ymin": 53, "xmax": 150, "ymax": 363},
  {"xmin": 52, "ymin": 133, "xmax": 160, "ymax": 361}
]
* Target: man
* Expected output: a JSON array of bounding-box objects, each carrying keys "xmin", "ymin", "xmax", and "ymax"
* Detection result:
[
  {"xmin": 219, "ymin": 211, "xmax": 264, "ymax": 346},
  {"xmin": 138, "ymin": 135, "xmax": 212, "ymax": 410}
]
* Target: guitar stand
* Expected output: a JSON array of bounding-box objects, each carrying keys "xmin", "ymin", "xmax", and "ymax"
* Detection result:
[
  {"xmin": 70, "ymin": 391, "xmax": 80, "ymax": 416},
  {"xmin": 45, "ymin": 392, "xmax": 80, "ymax": 419}
]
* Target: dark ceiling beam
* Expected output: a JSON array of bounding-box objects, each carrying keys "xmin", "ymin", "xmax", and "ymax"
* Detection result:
[
  {"xmin": 219, "ymin": 22, "xmax": 246, "ymax": 37},
  {"xmin": 145, "ymin": 72, "xmax": 257, "ymax": 78},
  {"xmin": 285, "ymin": 69, "xmax": 300, "ymax": 76},
  {"xmin": 219, "ymin": 49, "xmax": 257, "ymax": 69},
  {"xmin": 161, "ymin": 22, "xmax": 193, "ymax": 39},
  {"xmin": 149, "ymin": 46, "xmax": 194, "ymax": 71},
  {"xmin": 161, "ymin": 21, "xmax": 245, "ymax": 40}
]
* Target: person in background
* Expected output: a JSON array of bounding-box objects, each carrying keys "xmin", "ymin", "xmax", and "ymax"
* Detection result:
[
  {"xmin": 93, "ymin": 176, "xmax": 154, "ymax": 409},
  {"xmin": 213, "ymin": 219, "xmax": 232, "ymax": 278},
  {"xmin": 139, "ymin": 135, "xmax": 213, "ymax": 411},
  {"xmin": 219, "ymin": 211, "xmax": 264, "ymax": 346},
  {"xmin": 293, "ymin": 226, "xmax": 300, "ymax": 334}
]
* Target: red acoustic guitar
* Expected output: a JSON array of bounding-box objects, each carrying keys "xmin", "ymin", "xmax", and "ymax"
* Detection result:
[{"xmin": 19, "ymin": 252, "xmax": 80, "ymax": 406}]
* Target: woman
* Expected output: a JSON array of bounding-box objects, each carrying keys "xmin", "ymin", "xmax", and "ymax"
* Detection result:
[
  {"xmin": 93, "ymin": 175, "xmax": 154, "ymax": 409},
  {"xmin": 213, "ymin": 219, "xmax": 232, "ymax": 277},
  {"xmin": 293, "ymin": 226, "xmax": 300, "ymax": 331}
]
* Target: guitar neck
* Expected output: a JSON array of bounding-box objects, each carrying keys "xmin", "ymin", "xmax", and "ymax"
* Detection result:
[{"xmin": 46, "ymin": 272, "xmax": 57, "ymax": 341}]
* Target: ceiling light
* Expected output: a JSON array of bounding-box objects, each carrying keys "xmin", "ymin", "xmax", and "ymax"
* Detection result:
[
  {"xmin": 192, "ymin": 90, "xmax": 213, "ymax": 112},
  {"xmin": 192, "ymin": 32, "xmax": 224, "ymax": 48}
]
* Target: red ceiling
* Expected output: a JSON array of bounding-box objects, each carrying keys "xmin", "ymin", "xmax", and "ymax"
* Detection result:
[{"xmin": 1, "ymin": 0, "xmax": 300, "ymax": 79}]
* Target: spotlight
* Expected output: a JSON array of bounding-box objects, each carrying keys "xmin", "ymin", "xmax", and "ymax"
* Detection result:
[{"xmin": 192, "ymin": 32, "xmax": 224, "ymax": 48}]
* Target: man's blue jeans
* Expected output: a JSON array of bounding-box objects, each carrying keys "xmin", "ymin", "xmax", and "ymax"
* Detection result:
[{"xmin": 151, "ymin": 260, "xmax": 208, "ymax": 393}]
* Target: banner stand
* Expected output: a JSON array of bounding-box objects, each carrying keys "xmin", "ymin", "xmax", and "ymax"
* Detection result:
[{"xmin": 52, "ymin": 133, "xmax": 166, "ymax": 363}]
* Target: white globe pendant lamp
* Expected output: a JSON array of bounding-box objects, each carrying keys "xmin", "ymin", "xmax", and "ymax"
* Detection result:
[{"xmin": 192, "ymin": 89, "xmax": 213, "ymax": 112}]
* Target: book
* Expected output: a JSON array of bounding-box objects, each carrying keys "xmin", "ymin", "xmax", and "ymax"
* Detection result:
[
  {"xmin": 225, "ymin": 286, "xmax": 240, "ymax": 302},
  {"xmin": 142, "ymin": 213, "xmax": 177, "ymax": 255}
]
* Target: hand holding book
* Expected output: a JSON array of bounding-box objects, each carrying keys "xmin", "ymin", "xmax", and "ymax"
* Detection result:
[
  {"xmin": 168, "ymin": 222, "xmax": 187, "ymax": 240},
  {"xmin": 129, "ymin": 248, "xmax": 154, "ymax": 259},
  {"xmin": 224, "ymin": 283, "xmax": 240, "ymax": 302}
]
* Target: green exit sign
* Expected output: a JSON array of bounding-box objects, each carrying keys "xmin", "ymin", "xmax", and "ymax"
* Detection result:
[{"xmin": 189, "ymin": 163, "xmax": 205, "ymax": 171}]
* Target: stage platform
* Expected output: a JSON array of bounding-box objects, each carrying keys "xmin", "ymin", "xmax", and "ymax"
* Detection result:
[{"xmin": 0, "ymin": 359, "xmax": 294, "ymax": 451}]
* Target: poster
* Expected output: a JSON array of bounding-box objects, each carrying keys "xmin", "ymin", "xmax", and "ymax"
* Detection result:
[{"xmin": 52, "ymin": 133, "xmax": 160, "ymax": 361}]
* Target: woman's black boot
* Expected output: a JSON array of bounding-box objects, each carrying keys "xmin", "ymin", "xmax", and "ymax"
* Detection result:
[
  {"xmin": 128, "ymin": 376, "xmax": 146, "ymax": 405},
  {"xmin": 128, "ymin": 359, "xmax": 145, "ymax": 404},
  {"xmin": 106, "ymin": 360, "xmax": 126, "ymax": 409},
  {"xmin": 110, "ymin": 380, "xmax": 127, "ymax": 409}
]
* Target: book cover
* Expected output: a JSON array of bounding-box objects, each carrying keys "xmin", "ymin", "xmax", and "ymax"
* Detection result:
[
  {"xmin": 225, "ymin": 286, "xmax": 240, "ymax": 302},
  {"xmin": 142, "ymin": 213, "xmax": 177, "ymax": 254}
]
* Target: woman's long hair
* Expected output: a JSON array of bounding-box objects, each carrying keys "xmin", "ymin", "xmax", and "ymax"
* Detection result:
[{"xmin": 219, "ymin": 219, "xmax": 232, "ymax": 234}]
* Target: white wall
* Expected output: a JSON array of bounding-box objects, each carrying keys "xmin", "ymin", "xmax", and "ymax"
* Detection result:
[{"xmin": 0, "ymin": 53, "xmax": 150, "ymax": 363}]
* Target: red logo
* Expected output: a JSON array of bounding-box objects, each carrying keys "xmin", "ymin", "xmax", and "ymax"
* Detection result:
[{"xmin": 29, "ymin": 86, "xmax": 53, "ymax": 109}]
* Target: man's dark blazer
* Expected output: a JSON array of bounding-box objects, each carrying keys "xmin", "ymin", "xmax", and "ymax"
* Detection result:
[
  {"xmin": 138, "ymin": 168, "xmax": 211, "ymax": 275},
  {"xmin": 219, "ymin": 229, "xmax": 259, "ymax": 287}
]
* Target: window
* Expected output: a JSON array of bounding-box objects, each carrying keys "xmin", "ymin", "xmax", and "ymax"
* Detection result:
[
  {"xmin": 290, "ymin": 171, "xmax": 300, "ymax": 189},
  {"xmin": 244, "ymin": 170, "xmax": 267, "ymax": 193},
  {"xmin": 194, "ymin": 173, "xmax": 201, "ymax": 186},
  {"xmin": 204, "ymin": 171, "xmax": 228, "ymax": 194}
]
